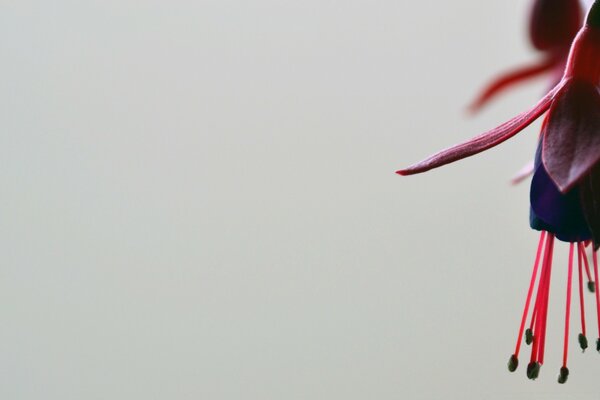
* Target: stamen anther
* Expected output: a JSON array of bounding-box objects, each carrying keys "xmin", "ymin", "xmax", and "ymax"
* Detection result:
[
  {"xmin": 581, "ymin": 246, "xmax": 594, "ymax": 293},
  {"xmin": 525, "ymin": 328, "xmax": 534, "ymax": 345},
  {"xmin": 593, "ymin": 251, "xmax": 600, "ymax": 351},
  {"xmin": 579, "ymin": 333, "xmax": 588, "ymax": 351},
  {"xmin": 508, "ymin": 354, "xmax": 519, "ymax": 372},
  {"xmin": 514, "ymin": 232, "xmax": 546, "ymax": 358},
  {"xmin": 557, "ymin": 367, "xmax": 569, "ymax": 384},
  {"xmin": 527, "ymin": 362, "xmax": 541, "ymax": 380},
  {"xmin": 560, "ymin": 243, "xmax": 574, "ymax": 375},
  {"xmin": 577, "ymin": 243, "xmax": 588, "ymax": 350}
]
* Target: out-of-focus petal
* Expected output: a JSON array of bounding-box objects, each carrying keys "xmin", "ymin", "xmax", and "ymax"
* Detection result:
[
  {"xmin": 511, "ymin": 160, "xmax": 535, "ymax": 185},
  {"xmin": 468, "ymin": 57, "xmax": 558, "ymax": 113}
]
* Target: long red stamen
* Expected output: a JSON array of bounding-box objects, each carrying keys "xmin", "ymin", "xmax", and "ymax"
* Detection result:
[
  {"xmin": 530, "ymin": 242, "xmax": 549, "ymax": 363},
  {"xmin": 526, "ymin": 307, "xmax": 537, "ymax": 345},
  {"xmin": 593, "ymin": 250, "xmax": 600, "ymax": 352},
  {"xmin": 577, "ymin": 243, "xmax": 588, "ymax": 351},
  {"xmin": 529, "ymin": 304, "xmax": 538, "ymax": 332},
  {"xmin": 581, "ymin": 244, "xmax": 595, "ymax": 292},
  {"xmin": 527, "ymin": 232, "xmax": 554, "ymax": 379},
  {"xmin": 514, "ymin": 232, "xmax": 546, "ymax": 358},
  {"xmin": 558, "ymin": 243, "xmax": 574, "ymax": 384},
  {"xmin": 538, "ymin": 234, "xmax": 555, "ymax": 366}
]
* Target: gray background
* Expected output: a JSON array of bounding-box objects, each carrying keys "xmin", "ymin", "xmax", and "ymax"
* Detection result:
[{"xmin": 2, "ymin": 0, "xmax": 599, "ymax": 399}]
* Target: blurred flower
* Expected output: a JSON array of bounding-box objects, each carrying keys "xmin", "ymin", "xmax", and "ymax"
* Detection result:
[
  {"xmin": 530, "ymin": 0, "xmax": 582, "ymax": 51},
  {"xmin": 511, "ymin": 160, "xmax": 535, "ymax": 184},
  {"xmin": 468, "ymin": 0, "xmax": 582, "ymax": 113},
  {"xmin": 398, "ymin": 2, "xmax": 600, "ymax": 383}
]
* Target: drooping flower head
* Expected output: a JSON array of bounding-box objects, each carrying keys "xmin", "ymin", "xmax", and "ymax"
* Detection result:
[{"xmin": 398, "ymin": 1, "xmax": 600, "ymax": 383}]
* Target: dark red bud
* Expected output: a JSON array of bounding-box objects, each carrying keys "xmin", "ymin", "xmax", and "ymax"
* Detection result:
[{"xmin": 529, "ymin": 0, "xmax": 582, "ymax": 51}]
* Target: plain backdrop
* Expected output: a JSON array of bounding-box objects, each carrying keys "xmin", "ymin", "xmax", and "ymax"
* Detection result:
[{"xmin": 3, "ymin": 1, "xmax": 600, "ymax": 399}]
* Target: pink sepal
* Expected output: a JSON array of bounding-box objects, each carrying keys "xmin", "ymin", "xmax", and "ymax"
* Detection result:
[{"xmin": 397, "ymin": 80, "xmax": 567, "ymax": 176}]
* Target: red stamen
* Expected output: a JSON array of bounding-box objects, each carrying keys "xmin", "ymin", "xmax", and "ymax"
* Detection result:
[
  {"xmin": 529, "ymin": 306, "xmax": 537, "ymax": 334},
  {"xmin": 562, "ymin": 243, "xmax": 574, "ymax": 369},
  {"xmin": 593, "ymin": 250, "xmax": 600, "ymax": 351},
  {"xmin": 577, "ymin": 243, "xmax": 588, "ymax": 350},
  {"xmin": 514, "ymin": 231, "xmax": 546, "ymax": 359},
  {"xmin": 538, "ymin": 234, "xmax": 555, "ymax": 366},
  {"xmin": 581, "ymin": 243, "xmax": 594, "ymax": 290},
  {"xmin": 529, "ymin": 233, "xmax": 554, "ymax": 373}
]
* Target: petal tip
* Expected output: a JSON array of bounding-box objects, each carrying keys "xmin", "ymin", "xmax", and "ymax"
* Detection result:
[
  {"xmin": 466, "ymin": 100, "xmax": 484, "ymax": 115},
  {"xmin": 556, "ymin": 179, "xmax": 577, "ymax": 195}
]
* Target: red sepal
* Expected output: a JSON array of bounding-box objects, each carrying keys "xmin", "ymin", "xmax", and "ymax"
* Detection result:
[{"xmin": 397, "ymin": 80, "xmax": 566, "ymax": 176}]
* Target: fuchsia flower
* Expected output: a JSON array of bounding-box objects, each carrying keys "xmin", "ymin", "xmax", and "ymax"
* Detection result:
[
  {"xmin": 468, "ymin": 0, "xmax": 581, "ymax": 113},
  {"xmin": 398, "ymin": 2, "xmax": 600, "ymax": 383}
]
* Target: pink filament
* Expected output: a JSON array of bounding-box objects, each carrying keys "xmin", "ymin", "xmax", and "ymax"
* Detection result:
[
  {"xmin": 531, "ymin": 233, "xmax": 555, "ymax": 364},
  {"xmin": 529, "ymin": 307, "xmax": 538, "ymax": 332},
  {"xmin": 562, "ymin": 243, "xmax": 574, "ymax": 368},
  {"xmin": 539, "ymin": 234, "xmax": 555, "ymax": 364},
  {"xmin": 577, "ymin": 243, "xmax": 587, "ymax": 337},
  {"xmin": 593, "ymin": 250, "xmax": 600, "ymax": 339},
  {"xmin": 581, "ymin": 245, "xmax": 594, "ymax": 284},
  {"xmin": 514, "ymin": 232, "xmax": 546, "ymax": 357}
]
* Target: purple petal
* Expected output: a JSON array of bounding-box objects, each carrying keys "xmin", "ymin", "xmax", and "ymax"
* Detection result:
[{"xmin": 530, "ymin": 153, "xmax": 590, "ymax": 242}]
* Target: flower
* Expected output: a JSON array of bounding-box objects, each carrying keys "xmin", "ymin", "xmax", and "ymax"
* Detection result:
[
  {"xmin": 398, "ymin": 2, "xmax": 600, "ymax": 383},
  {"xmin": 468, "ymin": 0, "xmax": 581, "ymax": 113}
]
